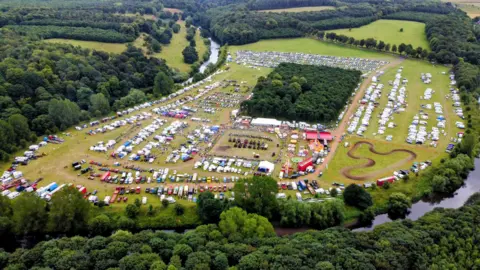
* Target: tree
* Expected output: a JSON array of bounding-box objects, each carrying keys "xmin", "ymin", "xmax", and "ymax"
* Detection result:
[
  {"xmin": 8, "ymin": 114, "xmax": 33, "ymax": 145},
  {"xmin": 330, "ymin": 188, "xmax": 338, "ymax": 197},
  {"xmin": 173, "ymin": 244, "xmax": 193, "ymax": 262},
  {"xmin": 153, "ymin": 71, "xmax": 174, "ymax": 97},
  {"xmin": 385, "ymin": 43, "xmax": 391, "ymax": 52},
  {"xmin": 219, "ymin": 207, "xmax": 274, "ymax": 239},
  {"xmin": 343, "ymin": 184, "xmax": 373, "ymax": 210},
  {"xmin": 197, "ymin": 192, "xmax": 224, "ymax": 223},
  {"xmin": 182, "ymin": 46, "xmax": 198, "ymax": 64},
  {"xmin": 387, "ymin": 193, "xmax": 411, "ymax": 219},
  {"xmin": 400, "ymin": 28, "xmax": 404, "ymax": 32},
  {"xmin": 12, "ymin": 193, "xmax": 47, "ymax": 235},
  {"xmin": 117, "ymin": 216, "xmax": 135, "ymax": 230},
  {"xmin": 161, "ymin": 199, "xmax": 169, "ymax": 208},
  {"xmin": 88, "ymin": 215, "xmax": 112, "ymax": 236},
  {"xmin": 48, "ymin": 187, "xmax": 91, "ymax": 234},
  {"xmin": 174, "ymin": 204, "xmax": 185, "ymax": 216},
  {"xmin": 213, "ymin": 253, "xmax": 228, "ymax": 270},
  {"xmin": 233, "ymin": 176, "xmax": 278, "ymax": 218},
  {"xmin": 172, "ymin": 24, "xmax": 181, "ymax": 33},
  {"xmin": 89, "ymin": 93, "xmax": 110, "ymax": 117},
  {"xmin": 398, "ymin": 43, "xmax": 407, "ymax": 55},
  {"xmin": 125, "ymin": 204, "xmax": 140, "ymax": 219},
  {"xmin": 392, "ymin": 44, "xmax": 397, "ymax": 53}
]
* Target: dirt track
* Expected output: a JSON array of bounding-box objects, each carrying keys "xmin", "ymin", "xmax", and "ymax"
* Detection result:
[{"xmin": 340, "ymin": 141, "xmax": 417, "ymax": 180}]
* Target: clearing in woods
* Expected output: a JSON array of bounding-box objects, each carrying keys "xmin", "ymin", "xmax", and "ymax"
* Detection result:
[
  {"xmin": 153, "ymin": 20, "xmax": 207, "ymax": 73},
  {"xmin": 257, "ymin": 6, "xmax": 335, "ymax": 13},
  {"xmin": 330, "ymin": 20, "xmax": 430, "ymax": 50},
  {"xmin": 44, "ymin": 39, "xmax": 128, "ymax": 54}
]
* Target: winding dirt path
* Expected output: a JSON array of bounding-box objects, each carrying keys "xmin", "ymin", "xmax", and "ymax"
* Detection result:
[{"xmin": 340, "ymin": 141, "xmax": 417, "ymax": 180}]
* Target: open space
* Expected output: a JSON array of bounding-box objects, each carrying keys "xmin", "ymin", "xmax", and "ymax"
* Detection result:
[
  {"xmin": 257, "ymin": 6, "xmax": 335, "ymax": 13},
  {"xmin": 152, "ymin": 20, "xmax": 207, "ymax": 73},
  {"xmin": 44, "ymin": 38, "xmax": 128, "ymax": 54},
  {"xmin": 330, "ymin": 20, "xmax": 430, "ymax": 49}
]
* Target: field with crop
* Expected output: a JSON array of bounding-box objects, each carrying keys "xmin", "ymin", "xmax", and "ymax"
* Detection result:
[
  {"xmin": 330, "ymin": 20, "xmax": 430, "ymax": 49},
  {"xmin": 257, "ymin": 6, "xmax": 335, "ymax": 13},
  {"xmin": 163, "ymin": 8, "xmax": 183, "ymax": 13},
  {"xmin": 44, "ymin": 39, "xmax": 128, "ymax": 54}
]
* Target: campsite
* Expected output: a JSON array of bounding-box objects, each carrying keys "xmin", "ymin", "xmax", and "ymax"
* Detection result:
[{"xmin": 0, "ymin": 36, "xmax": 466, "ymax": 208}]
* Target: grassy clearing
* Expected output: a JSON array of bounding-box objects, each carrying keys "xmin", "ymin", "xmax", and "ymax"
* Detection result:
[
  {"xmin": 44, "ymin": 39, "xmax": 127, "ymax": 54},
  {"xmin": 121, "ymin": 13, "xmax": 157, "ymax": 20},
  {"xmin": 330, "ymin": 20, "xmax": 430, "ymax": 49},
  {"xmin": 153, "ymin": 20, "xmax": 208, "ymax": 73},
  {"xmin": 164, "ymin": 8, "xmax": 183, "ymax": 13},
  {"xmin": 230, "ymin": 38, "xmax": 396, "ymax": 60},
  {"xmin": 458, "ymin": 3, "xmax": 480, "ymax": 17},
  {"xmin": 257, "ymin": 6, "xmax": 335, "ymax": 13}
]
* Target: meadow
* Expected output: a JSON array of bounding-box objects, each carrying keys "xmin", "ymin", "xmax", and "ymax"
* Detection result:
[
  {"xmin": 230, "ymin": 38, "xmax": 396, "ymax": 60},
  {"xmin": 153, "ymin": 20, "xmax": 208, "ymax": 73},
  {"xmin": 330, "ymin": 19, "xmax": 430, "ymax": 49},
  {"xmin": 458, "ymin": 3, "xmax": 480, "ymax": 17},
  {"xmin": 257, "ymin": 6, "xmax": 335, "ymax": 13},
  {"xmin": 44, "ymin": 39, "xmax": 128, "ymax": 54}
]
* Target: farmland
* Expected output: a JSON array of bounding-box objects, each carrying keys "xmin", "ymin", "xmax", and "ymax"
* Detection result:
[
  {"xmin": 44, "ymin": 38, "xmax": 128, "ymax": 54},
  {"xmin": 329, "ymin": 20, "xmax": 430, "ymax": 49},
  {"xmin": 257, "ymin": 6, "xmax": 335, "ymax": 13}
]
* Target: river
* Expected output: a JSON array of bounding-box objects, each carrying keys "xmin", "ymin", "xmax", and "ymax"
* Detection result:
[
  {"xmin": 354, "ymin": 158, "xmax": 480, "ymax": 232},
  {"xmin": 184, "ymin": 38, "xmax": 220, "ymax": 85}
]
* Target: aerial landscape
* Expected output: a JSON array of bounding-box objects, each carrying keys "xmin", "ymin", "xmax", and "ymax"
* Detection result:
[{"xmin": 0, "ymin": 0, "xmax": 479, "ymax": 269}]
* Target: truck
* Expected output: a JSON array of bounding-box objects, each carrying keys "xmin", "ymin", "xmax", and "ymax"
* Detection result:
[{"xmin": 297, "ymin": 180, "xmax": 307, "ymax": 191}]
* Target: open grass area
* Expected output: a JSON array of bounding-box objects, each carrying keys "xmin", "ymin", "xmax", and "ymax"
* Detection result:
[
  {"xmin": 257, "ymin": 6, "xmax": 335, "ymax": 13},
  {"xmin": 163, "ymin": 8, "xmax": 183, "ymax": 13},
  {"xmin": 44, "ymin": 38, "xmax": 127, "ymax": 54},
  {"xmin": 230, "ymin": 38, "xmax": 396, "ymax": 60},
  {"xmin": 153, "ymin": 20, "xmax": 208, "ymax": 73},
  {"xmin": 210, "ymin": 131, "xmax": 281, "ymax": 161},
  {"xmin": 458, "ymin": 3, "xmax": 480, "ymax": 17},
  {"xmin": 121, "ymin": 12, "xmax": 157, "ymax": 20},
  {"xmin": 330, "ymin": 20, "xmax": 430, "ymax": 49}
]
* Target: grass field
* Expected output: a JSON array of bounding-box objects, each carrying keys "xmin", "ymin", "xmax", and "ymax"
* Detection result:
[
  {"xmin": 230, "ymin": 38, "xmax": 396, "ymax": 60},
  {"xmin": 458, "ymin": 3, "xmax": 480, "ymax": 17},
  {"xmin": 44, "ymin": 39, "xmax": 127, "ymax": 54},
  {"xmin": 330, "ymin": 20, "xmax": 430, "ymax": 49},
  {"xmin": 257, "ymin": 6, "xmax": 335, "ymax": 13},
  {"xmin": 164, "ymin": 8, "xmax": 183, "ymax": 13},
  {"xmin": 121, "ymin": 13, "xmax": 157, "ymax": 20},
  {"xmin": 153, "ymin": 20, "xmax": 208, "ymax": 73}
]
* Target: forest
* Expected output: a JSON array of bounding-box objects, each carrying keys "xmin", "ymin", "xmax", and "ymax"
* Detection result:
[
  {"xmin": 0, "ymin": 192, "xmax": 479, "ymax": 270},
  {"xmin": 241, "ymin": 63, "xmax": 361, "ymax": 123}
]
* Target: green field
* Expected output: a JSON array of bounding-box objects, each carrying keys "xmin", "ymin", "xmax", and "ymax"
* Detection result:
[
  {"xmin": 153, "ymin": 20, "xmax": 208, "ymax": 73},
  {"xmin": 458, "ymin": 3, "xmax": 480, "ymax": 17},
  {"xmin": 330, "ymin": 20, "xmax": 430, "ymax": 49},
  {"xmin": 257, "ymin": 6, "xmax": 335, "ymax": 13},
  {"xmin": 44, "ymin": 39, "xmax": 127, "ymax": 54},
  {"xmin": 230, "ymin": 38, "xmax": 395, "ymax": 60}
]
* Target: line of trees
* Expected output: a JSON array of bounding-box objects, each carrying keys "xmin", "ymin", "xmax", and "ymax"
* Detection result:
[
  {"xmin": 321, "ymin": 32, "xmax": 430, "ymax": 59},
  {"xmin": 0, "ymin": 192, "xmax": 479, "ymax": 269}
]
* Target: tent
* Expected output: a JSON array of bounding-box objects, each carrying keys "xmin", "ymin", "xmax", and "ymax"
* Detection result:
[
  {"xmin": 258, "ymin": 161, "xmax": 275, "ymax": 175},
  {"xmin": 251, "ymin": 118, "xmax": 282, "ymax": 127}
]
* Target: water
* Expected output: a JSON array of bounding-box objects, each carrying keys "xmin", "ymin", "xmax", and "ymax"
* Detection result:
[
  {"xmin": 199, "ymin": 38, "xmax": 220, "ymax": 73},
  {"xmin": 354, "ymin": 158, "xmax": 480, "ymax": 232},
  {"xmin": 184, "ymin": 38, "xmax": 220, "ymax": 85}
]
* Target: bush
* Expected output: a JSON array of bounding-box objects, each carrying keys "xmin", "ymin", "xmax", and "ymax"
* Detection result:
[
  {"xmin": 343, "ymin": 184, "xmax": 373, "ymax": 210},
  {"xmin": 174, "ymin": 204, "xmax": 185, "ymax": 216}
]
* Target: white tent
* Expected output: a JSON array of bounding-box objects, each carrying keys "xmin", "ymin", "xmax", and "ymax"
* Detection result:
[
  {"xmin": 251, "ymin": 118, "xmax": 282, "ymax": 127},
  {"xmin": 258, "ymin": 161, "xmax": 275, "ymax": 175}
]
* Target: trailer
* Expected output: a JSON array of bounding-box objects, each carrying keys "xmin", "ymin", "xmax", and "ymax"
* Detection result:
[
  {"xmin": 297, "ymin": 157, "xmax": 313, "ymax": 172},
  {"xmin": 376, "ymin": 176, "xmax": 395, "ymax": 187}
]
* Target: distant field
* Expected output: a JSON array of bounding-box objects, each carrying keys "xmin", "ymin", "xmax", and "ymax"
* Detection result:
[
  {"xmin": 458, "ymin": 3, "xmax": 480, "ymax": 17},
  {"xmin": 44, "ymin": 39, "xmax": 127, "ymax": 54},
  {"xmin": 118, "ymin": 12, "xmax": 156, "ymax": 20},
  {"xmin": 164, "ymin": 7, "xmax": 183, "ymax": 13},
  {"xmin": 153, "ymin": 20, "xmax": 207, "ymax": 73},
  {"xmin": 257, "ymin": 6, "xmax": 335, "ymax": 13},
  {"xmin": 330, "ymin": 20, "xmax": 429, "ymax": 49},
  {"xmin": 230, "ymin": 37, "xmax": 396, "ymax": 60}
]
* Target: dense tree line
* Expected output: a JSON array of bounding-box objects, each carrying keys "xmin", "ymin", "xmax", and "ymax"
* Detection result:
[
  {"xmin": 242, "ymin": 63, "xmax": 361, "ymax": 122},
  {"xmin": 6, "ymin": 25, "xmax": 136, "ymax": 43},
  {"xmin": 0, "ymin": 195, "xmax": 479, "ymax": 269}
]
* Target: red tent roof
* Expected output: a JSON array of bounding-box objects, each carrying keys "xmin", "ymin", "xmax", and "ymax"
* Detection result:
[{"xmin": 305, "ymin": 131, "xmax": 333, "ymax": 141}]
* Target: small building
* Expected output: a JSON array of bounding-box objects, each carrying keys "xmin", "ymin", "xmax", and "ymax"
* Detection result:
[
  {"xmin": 258, "ymin": 161, "xmax": 275, "ymax": 175},
  {"xmin": 305, "ymin": 131, "xmax": 333, "ymax": 142}
]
